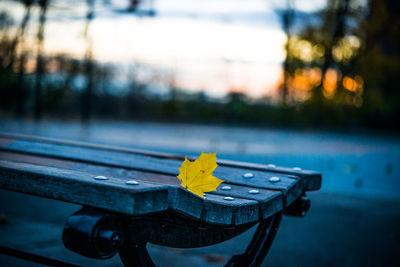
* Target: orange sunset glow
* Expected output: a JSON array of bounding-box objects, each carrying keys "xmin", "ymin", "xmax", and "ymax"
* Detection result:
[{"xmin": 1, "ymin": 0, "xmax": 290, "ymax": 99}]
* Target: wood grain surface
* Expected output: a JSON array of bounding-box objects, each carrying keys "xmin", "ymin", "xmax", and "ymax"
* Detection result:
[{"xmin": 0, "ymin": 133, "xmax": 322, "ymax": 226}]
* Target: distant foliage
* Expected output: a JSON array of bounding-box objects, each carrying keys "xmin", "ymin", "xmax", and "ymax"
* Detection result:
[{"xmin": 277, "ymin": 0, "xmax": 400, "ymax": 129}]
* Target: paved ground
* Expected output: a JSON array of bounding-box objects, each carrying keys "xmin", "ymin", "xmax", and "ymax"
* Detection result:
[
  {"xmin": 1, "ymin": 190, "xmax": 399, "ymax": 267},
  {"xmin": 0, "ymin": 119, "xmax": 399, "ymax": 266}
]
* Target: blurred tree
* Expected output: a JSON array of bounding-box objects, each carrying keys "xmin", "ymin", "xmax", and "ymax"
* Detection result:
[
  {"xmin": 17, "ymin": 0, "xmax": 34, "ymax": 117},
  {"xmin": 276, "ymin": 0, "xmax": 295, "ymax": 105},
  {"xmin": 34, "ymin": 0, "xmax": 49, "ymax": 121},
  {"xmin": 0, "ymin": 11, "xmax": 16, "ymax": 110},
  {"xmin": 274, "ymin": 0, "xmax": 400, "ymax": 129},
  {"xmin": 358, "ymin": 0, "xmax": 400, "ymax": 127},
  {"xmin": 81, "ymin": 0, "xmax": 95, "ymax": 122}
]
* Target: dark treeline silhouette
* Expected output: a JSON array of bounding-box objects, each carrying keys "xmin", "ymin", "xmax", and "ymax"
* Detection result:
[
  {"xmin": 81, "ymin": 0, "xmax": 95, "ymax": 122},
  {"xmin": 34, "ymin": 0, "xmax": 49, "ymax": 120},
  {"xmin": 0, "ymin": 0, "xmax": 399, "ymax": 131},
  {"xmin": 15, "ymin": 0, "xmax": 33, "ymax": 117}
]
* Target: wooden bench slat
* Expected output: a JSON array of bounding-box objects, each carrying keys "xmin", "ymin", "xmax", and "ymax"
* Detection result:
[
  {"xmin": 0, "ymin": 160, "xmax": 170, "ymax": 215},
  {"xmin": 0, "ymin": 151, "xmax": 181, "ymax": 186},
  {"xmin": 0, "ymin": 132, "xmax": 321, "ymax": 191},
  {"xmin": 0, "ymin": 137, "xmax": 302, "ymax": 204},
  {"xmin": 216, "ymin": 159, "xmax": 321, "ymax": 191},
  {"xmin": 214, "ymin": 183, "xmax": 284, "ymax": 219},
  {"xmin": 0, "ymin": 159, "xmax": 279, "ymax": 226},
  {"xmin": 0, "ymin": 151, "xmax": 285, "ymax": 220},
  {"xmin": 214, "ymin": 168, "xmax": 301, "ymax": 206},
  {"xmin": 202, "ymin": 194, "xmax": 259, "ymax": 225}
]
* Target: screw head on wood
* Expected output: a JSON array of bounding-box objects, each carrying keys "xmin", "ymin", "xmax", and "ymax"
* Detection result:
[
  {"xmin": 223, "ymin": 196, "xmax": 235, "ymax": 201},
  {"xmin": 94, "ymin": 175, "xmax": 108, "ymax": 180},
  {"xmin": 269, "ymin": 176, "xmax": 280, "ymax": 183},
  {"xmin": 242, "ymin": 172, "xmax": 254, "ymax": 179},
  {"xmin": 249, "ymin": 189, "xmax": 259, "ymax": 194},
  {"xmin": 125, "ymin": 180, "xmax": 139, "ymax": 185},
  {"xmin": 221, "ymin": 186, "xmax": 232, "ymax": 191}
]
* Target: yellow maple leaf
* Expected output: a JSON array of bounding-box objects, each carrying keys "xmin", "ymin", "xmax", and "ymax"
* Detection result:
[{"xmin": 177, "ymin": 152, "xmax": 224, "ymax": 198}]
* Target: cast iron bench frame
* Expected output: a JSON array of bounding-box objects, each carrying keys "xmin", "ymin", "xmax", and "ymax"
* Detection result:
[{"xmin": 0, "ymin": 132, "xmax": 321, "ymax": 266}]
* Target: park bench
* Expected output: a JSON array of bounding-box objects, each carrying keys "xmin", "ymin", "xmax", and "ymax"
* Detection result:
[{"xmin": 0, "ymin": 132, "xmax": 321, "ymax": 266}]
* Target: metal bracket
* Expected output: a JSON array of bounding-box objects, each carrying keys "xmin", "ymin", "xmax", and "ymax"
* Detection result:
[
  {"xmin": 225, "ymin": 212, "xmax": 283, "ymax": 267},
  {"xmin": 118, "ymin": 238, "xmax": 155, "ymax": 267},
  {"xmin": 62, "ymin": 208, "xmax": 283, "ymax": 267},
  {"xmin": 284, "ymin": 194, "xmax": 311, "ymax": 217}
]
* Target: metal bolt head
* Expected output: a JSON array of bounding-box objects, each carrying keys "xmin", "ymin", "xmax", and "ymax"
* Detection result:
[
  {"xmin": 223, "ymin": 196, "xmax": 235, "ymax": 201},
  {"xmin": 126, "ymin": 180, "xmax": 139, "ymax": 185},
  {"xmin": 94, "ymin": 175, "xmax": 108, "ymax": 180},
  {"xmin": 249, "ymin": 189, "xmax": 259, "ymax": 194},
  {"xmin": 269, "ymin": 176, "xmax": 280, "ymax": 183},
  {"xmin": 221, "ymin": 186, "xmax": 232, "ymax": 191},
  {"xmin": 293, "ymin": 167, "xmax": 302, "ymax": 171},
  {"xmin": 242, "ymin": 172, "xmax": 254, "ymax": 179}
]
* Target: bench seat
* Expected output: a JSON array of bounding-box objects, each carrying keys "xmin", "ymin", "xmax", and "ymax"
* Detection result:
[
  {"xmin": 0, "ymin": 133, "xmax": 320, "ymax": 226},
  {"xmin": 0, "ymin": 132, "xmax": 322, "ymax": 265}
]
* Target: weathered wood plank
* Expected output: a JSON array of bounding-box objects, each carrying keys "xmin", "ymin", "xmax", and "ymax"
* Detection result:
[
  {"xmin": 167, "ymin": 187, "xmax": 204, "ymax": 219},
  {"xmin": 215, "ymin": 159, "xmax": 321, "ymax": 191},
  {"xmin": 0, "ymin": 151, "xmax": 181, "ymax": 187},
  {"xmin": 201, "ymin": 194, "xmax": 259, "ymax": 225},
  {"xmin": 0, "ymin": 158, "xmax": 280, "ymax": 226},
  {"xmin": 214, "ymin": 167, "xmax": 301, "ymax": 206},
  {"xmin": 213, "ymin": 183, "xmax": 283, "ymax": 219},
  {"xmin": 0, "ymin": 137, "xmax": 302, "ymax": 204},
  {"xmin": 0, "ymin": 160, "xmax": 170, "ymax": 215},
  {"xmin": 0, "ymin": 134, "xmax": 306, "ymax": 224},
  {"xmin": 0, "ymin": 152, "xmax": 284, "ymax": 223},
  {"xmin": 0, "ymin": 132, "xmax": 321, "ymax": 191}
]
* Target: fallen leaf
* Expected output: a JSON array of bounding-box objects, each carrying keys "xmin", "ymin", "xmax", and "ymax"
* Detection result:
[{"xmin": 177, "ymin": 152, "xmax": 224, "ymax": 198}]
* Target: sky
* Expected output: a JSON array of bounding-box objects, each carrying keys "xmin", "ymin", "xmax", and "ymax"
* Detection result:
[{"xmin": 1, "ymin": 0, "xmax": 327, "ymax": 98}]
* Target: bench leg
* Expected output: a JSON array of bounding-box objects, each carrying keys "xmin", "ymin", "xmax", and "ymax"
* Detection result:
[
  {"xmin": 225, "ymin": 212, "xmax": 283, "ymax": 267},
  {"xmin": 63, "ymin": 208, "xmax": 281, "ymax": 267},
  {"xmin": 62, "ymin": 208, "xmax": 155, "ymax": 266},
  {"xmin": 119, "ymin": 240, "xmax": 155, "ymax": 267}
]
